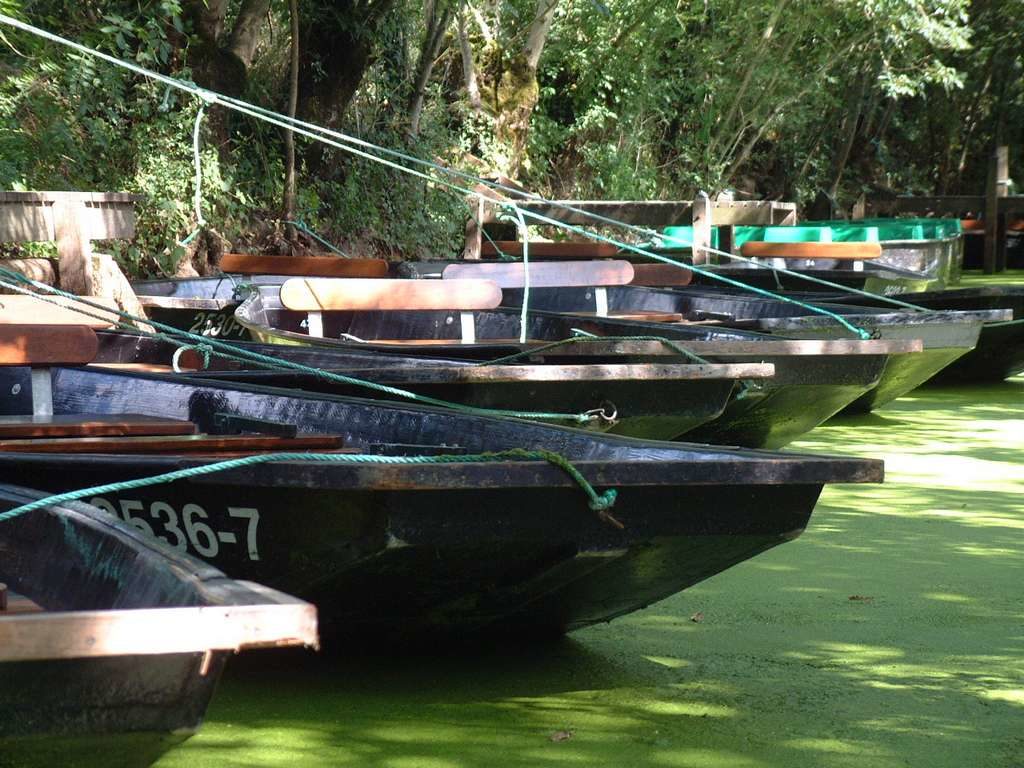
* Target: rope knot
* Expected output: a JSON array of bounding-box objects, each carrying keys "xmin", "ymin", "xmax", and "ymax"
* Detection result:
[
  {"xmin": 196, "ymin": 89, "xmax": 218, "ymax": 105},
  {"xmin": 172, "ymin": 342, "xmax": 213, "ymax": 372}
]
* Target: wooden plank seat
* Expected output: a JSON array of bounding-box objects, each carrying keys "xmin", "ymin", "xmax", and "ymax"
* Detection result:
[
  {"xmin": 481, "ymin": 241, "xmax": 620, "ymax": 260},
  {"xmin": 0, "ymin": 433, "xmax": 345, "ymax": 454},
  {"xmin": 441, "ymin": 260, "xmax": 634, "ymax": 288},
  {"xmin": 0, "ymin": 295, "xmax": 119, "ymax": 328},
  {"xmin": 280, "ymin": 277, "xmax": 504, "ymax": 343},
  {"xmin": 0, "ymin": 324, "xmax": 98, "ymax": 365},
  {"xmin": 739, "ymin": 242, "xmax": 882, "ymax": 260},
  {"xmin": 630, "ymin": 264, "xmax": 693, "ymax": 287},
  {"xmin": 280, "ymin": 278, "xmax": 502, "ymax": 312},
  {"xmin": 0, "ymin": 414, "xmax": 197, "ymax": 439},
  {"xmin": 220, "ymin": 253, "xmax": 390, "ymax": 278}
]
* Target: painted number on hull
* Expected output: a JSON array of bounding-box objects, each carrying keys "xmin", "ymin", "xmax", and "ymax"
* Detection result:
[
  {"xmin": 89, "ymin": 497, "xmax": 261, "ymax": 561},
  {"xmin": 187, "ymin": 311, "xmax": 245, "ymax": 339}
]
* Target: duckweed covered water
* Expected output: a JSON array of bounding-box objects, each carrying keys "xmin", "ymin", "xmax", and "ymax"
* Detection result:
[{"xmin": 158, "ymin": 376, "xmax": 1023, "ymax": 768}]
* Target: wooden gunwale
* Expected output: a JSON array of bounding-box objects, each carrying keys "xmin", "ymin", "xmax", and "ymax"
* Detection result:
[{"xmin": 0, "ymin": 603, "xmax": 318, "ymax": 662}]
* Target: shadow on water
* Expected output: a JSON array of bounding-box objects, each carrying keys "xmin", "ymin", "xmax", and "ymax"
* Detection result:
[{"xmin": 157, "ymin": 379, "xmax": 1024, "ymax": 768}]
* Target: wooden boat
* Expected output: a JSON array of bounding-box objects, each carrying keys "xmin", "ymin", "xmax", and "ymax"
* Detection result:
[
  {"xmin": 126, "ymin": 271, "xmax": 773, "ymax": 441},
  {"xmin": 0, "ymin": 482, "xmax": 317, "ymax": 767},
  {"xmin": 89, "ymin": 328, "xmax": 914, "ymax": 449},
  {"xmin": 769, "ymin": 285, "xmax": 1024, "ymax": 383},
  {"xmin": 689, "ymin": 262, "xmax": 938, "ymax": 295},
  {"xmin": 660, "ymin": 222, "xmax": 955, "ymax": 292},
  {"xmin": 500, "ymin": 283, "xmax": 1005, "ymax": 412},
  {"xmin": 231, "ymin": 282, "xmax": 922, "ymax": 446},
  {"xmin": 0, "ymin": 325, "xmax": 882, "ymax": 639}
]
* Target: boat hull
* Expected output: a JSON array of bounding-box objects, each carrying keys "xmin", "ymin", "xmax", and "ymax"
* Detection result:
[
  {"xmin": 829, "ymin": 287, "xmax": 1024, "ymax": 383},
  {"xmin": 0, "ymin": 367, "xmax": 881, "ymax": 638},
  {"xmin": 0, "ymin": 484, "xmax": 315, "ymax": 767},
  {"xmin": 504, "ymin": 285, "xmax": 986, "ymax": 411},
  {"xmin": 231, "ymin": 294, "xmax": 891, "ymax": 447},
  {"xmin": 3, "ymin": 653, "xmax": 225, "ymax": 768}
]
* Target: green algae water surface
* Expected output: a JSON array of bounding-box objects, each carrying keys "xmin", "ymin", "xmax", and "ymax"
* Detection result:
[{"xmin": 158, "ymin": 377, "xmax": 1024, "ymax": 768}]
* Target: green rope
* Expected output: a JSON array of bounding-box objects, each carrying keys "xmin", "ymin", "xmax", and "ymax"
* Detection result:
[
  {"xmin": 0, "ymin": 449, "xmax": 620, "ymax": 526},
  {"xmin": 0, "ymin": 14, "xmax": 874, "ymax": 340},
  {"xmin": 0, "ymin": 268, "xmax": 614, "ymax": 426},
  {"xmin": 283, "ymin": 219, "xmax": 349, "ymax": 257},
  {"xmin": 496, "ymin": 202, "xmax": 531, "ymax": 344},
  {"xmin": 476, "ymin": 331, "xmax": 711, "ymax": 366},
  {"xmin": 178, "ymin": 227, "xmax": 201, "ymax": 248}
]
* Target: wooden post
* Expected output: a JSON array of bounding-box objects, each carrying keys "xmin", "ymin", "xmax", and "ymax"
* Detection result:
[
  {"xmin": 692, "ymin": 192, "xmax": 712, "ymax": 265},
  {"xmin": 984, "ymin": 146, "xmax": 1009, "ymax": 274},
  {"xmin": 718, "ymin": 225, "xmax": 734, "ymax": 258},
  {"xmin": 463, "ymin": 195, "xmax": 485, "ymax": 260},
  {"xmin": 852, "ymin": 194, "xmax": 866, "ymax": 220},
  {"xmin": 52, "ymin": 196, "xmax": 94, "ymax": 294}
]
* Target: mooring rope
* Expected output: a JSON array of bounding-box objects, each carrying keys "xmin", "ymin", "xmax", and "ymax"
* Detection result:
[{"xmin": 0, "ymin": 449, "xmax": 621, "ymax": 526}]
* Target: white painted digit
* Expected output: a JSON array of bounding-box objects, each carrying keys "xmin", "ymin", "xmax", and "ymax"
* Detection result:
[
  {"xmin": 118, "ymin": 499, "xmax": 155, "ymax": 536},
  {"xmin": 149, "ymin": 501, "xmax": 187, "ymax": 552},
  {"xmin": 89, "ymin": 497, "xmax": 118, "ymax": 517},
  {"xmin": 182, "ymin": 503, "xmax": 219, "ymax": 557},
  {"xmin": 228, "ymin": 507, "xmax": 261, "ymax": 561},
  {"xmin": 187, "ymin": 312, "xmax": 207, "ymax": 334}
]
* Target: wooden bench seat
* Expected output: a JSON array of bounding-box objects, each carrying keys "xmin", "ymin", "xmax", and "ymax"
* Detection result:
[
  {"xmin": 280, "ymin": 278, "xmax": 504, "ymax": 343},
  {"xmin": 481, "ymin": 241, "xmax": 620, "ymax": 260},
  {"xmin": 441, "ymin": 260, "xmax": 634, "ymax": 288},
  {"xmin": 0, "ymin": 296, "xmax": 119, "ymax": 328},
  {"xmin": 280, "ymin": 278, "xmax": 502, "ymax": 312},
  {"xmin": 220, "ymin": 253, "xmax": 389, "ymax": 277},
  {"xmin": 630, "ymin": 264, "xmax": 693, "ymax": 287},
  {"xmin": 739, "ymin": 242, "xmax": 882, "ymax": 260}
]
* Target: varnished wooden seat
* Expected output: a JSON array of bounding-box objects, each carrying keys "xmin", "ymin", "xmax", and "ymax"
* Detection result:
[
  {"xmin": 280, "ymin": 277, "xmax": 503, "ymax": 342},
  {"xmin": 739, "ymin": 242, "xmax": 882, "ymax": 260},
  {"xmin": 481, "ymin": 241, "xmax": 620, "ymax": 260},
  {"xmin": 0, "ymin": 295, "xmax": 119, "ymax": 328},
  {"xmin": 441, "ymin": 260, "xmax": 634, "ymax": 288},
  {"xmin": 220, "ymin": 253, "xmax": 389, "ymax": 278},
  {"xmin": 630, "ymin": 264, "xmax": 693, "ymax": 287}
]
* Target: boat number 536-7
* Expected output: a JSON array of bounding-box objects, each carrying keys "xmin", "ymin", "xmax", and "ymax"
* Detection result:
[{"xmin": 89, "ymin": 496, "xmax": 261, "ymax": 561}]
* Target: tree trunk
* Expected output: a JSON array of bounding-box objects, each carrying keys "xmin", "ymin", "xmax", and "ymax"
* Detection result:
[
  {"xmin": 492, "ymin": 0, "xmax": 559, "ymax": 177},
  {"xmin": 298, "ymin": 1, "xmax": 398, "ymax": 129},
  {"xmin": 408, "ymin": 0, "xmax": 454, "ymax": 137},
  {"xmin": 228, "ymin": 0, "xmax": 273, "ymax": 69},
  {"xmin": 283, "ymin": 0, "xmax": 300, "ymax": 243},
  {"xmin": 828, "ymin": 73, "xmax": 868, "ymax": 198},
  {"xmin": 457, "ymin": 8, "xmax": 483, "ymax": 112}
]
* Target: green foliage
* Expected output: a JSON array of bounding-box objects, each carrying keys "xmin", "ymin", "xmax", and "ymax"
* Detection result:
[{"xmin": 0, "ymin": 0, "xmax": 1019, "ymax": 271}]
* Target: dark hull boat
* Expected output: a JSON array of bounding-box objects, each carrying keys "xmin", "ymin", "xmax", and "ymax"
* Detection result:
[
  {"xmin": 0, "ymin": 363, "xmax": 881, "ymax": 639},
  {"xmin": 782, "ymin": 286, "xmax": 1024, "ymax": 383},
  {"xmin": 687, "ymin": 262, "xmax": 939, "ymax": 295},
  {"xmin": 86, "ymin": 331, "xmax": 772, "ymax": 441},
  {"xmin": 230, "ymin": 290, "xmax": 917, "ymax": 447},
  {"xmin": 0, "ymin": 485, "xmax": 317, "ymax": 768},
  {"xmin": 504, "ymin": 284, "xmax": 1003, "ymax": 412}
]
